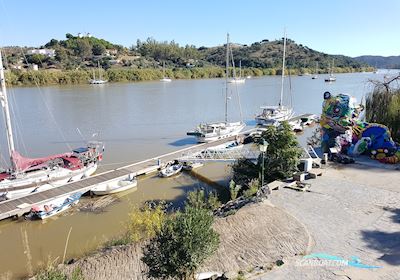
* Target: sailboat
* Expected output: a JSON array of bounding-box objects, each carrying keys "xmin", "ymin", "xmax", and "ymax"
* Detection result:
[
  {"xmin": 89, "ymin": 61, "xmax": 108, "ymax": 84},
  {"xmin": 324, "ymin": 59, "xmax": 336, "ymax": 82},
  {"xmin": 187, "ymin": 33, "xmax": 245, "ymax": 143},
  {"xmin": 229, "ymin": 60, "xmax": 246, "ymax": 84},
  {"xmin": 255, "ymin": 31, "xmax": 294, "ymax": 126},
  {"xmin": 0, "ymin": 50, "xmax": 104, "ymax": 200},
  {"xmin": 160, "ymin": 61, "xmax": 172, "ymax": 82},
  {"xmin": 312, "ymin": 62, "xmax": 318, "ymax": 79}
]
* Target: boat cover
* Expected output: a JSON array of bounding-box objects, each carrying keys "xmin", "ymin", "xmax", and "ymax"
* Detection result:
[{"xmin": 11, "ymin": 151, "xmax": 73, "ymax": 172}]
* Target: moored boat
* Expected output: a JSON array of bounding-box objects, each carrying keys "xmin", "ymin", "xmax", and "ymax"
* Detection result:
[
  {"xmin": 187, "ymin": 33, "xmax": 245, "ymax": 143},
  {"xmin": 158, "ymin": 161, "xmax": 183, "ymax": 177},
  {"xmin": 28, "ymin": 192, "xmax": 82, "ymax": 220},
  {"xmin": 255, "ymin": 30, "xmax": 294, "ymax": 126},
  {"xmin": 91, "ymin": 173, "xmax": 137, "ymax": 195},
  {"xmin": 205, "ymin": 140, "xmax": 244, "ymax": 152},
  {"xmin": 182, "ymin": 161, "xmax": 204, "ymax": 171},
  {"xmin": 0, "ymin": 49, "xmax": 104, "ymax": 201}
]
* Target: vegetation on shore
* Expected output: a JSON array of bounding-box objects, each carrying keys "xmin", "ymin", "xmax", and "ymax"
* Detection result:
[
  {"xmin": 367, "ymin": 74, "xmax": 400, "ymax": 142},
  {"xmin": 3, "ymin": 34, "xmax": 373, "ymax": 86},
  {"xmin": 232, "ymin": 122, "xmax": 302, "ymax": 191}
]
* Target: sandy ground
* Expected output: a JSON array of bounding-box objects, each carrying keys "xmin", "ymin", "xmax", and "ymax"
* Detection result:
[
  {"xmin": 257, "ymin": 162, "xmax": 400, "ymax": 280},
  {"xmin": 61, "ymin": 161, "xmax": 399, "ymax": 279},
  {"xmin": 62, "ymin": 201, "xmax": 310, "ymax": 279}
]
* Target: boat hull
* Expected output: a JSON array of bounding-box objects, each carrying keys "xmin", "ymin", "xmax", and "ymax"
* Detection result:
[
  {"xmin": 91, "ymin": 175, "xmax": 138, "ymax": 195},
  {"xmin": 195, "ymin": 122, "xmax": 245, "ymax": 143}
]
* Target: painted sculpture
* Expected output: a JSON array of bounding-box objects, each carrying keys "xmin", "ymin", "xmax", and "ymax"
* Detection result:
[{"xmin": 320, "ymin": 91, "xmax": 400, "ymax": 164}]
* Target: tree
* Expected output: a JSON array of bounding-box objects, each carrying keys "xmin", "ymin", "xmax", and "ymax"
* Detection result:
[
  {"xmin": 66, "ymin": 33, "xmax": 74, "ymax": 39},
  {"xmin": 55, "ymin": 48, "xmax": 67, "ymax": 62},
  {"xmin": 92, "ymin": 43, "xmax": 106, "ymax": 56},
  {"xmin": 142, "ymin": 206, "xmax": 219, "ymax": 280},
  {"xmin": 26, "ymin": 54, "xmax": 47, "ymax": 66},
  {"xmin": 75, "ymin": 39, "xmax": 92, "ymax": 59},
  {"xmin": 233, "ymin": 121, "xmax": 302, "ymax": 186}
]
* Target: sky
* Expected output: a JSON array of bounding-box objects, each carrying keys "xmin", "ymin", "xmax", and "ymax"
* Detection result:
[{"xmin": 0, "ymin": 0, "xmax": 399, "ymax": 57}]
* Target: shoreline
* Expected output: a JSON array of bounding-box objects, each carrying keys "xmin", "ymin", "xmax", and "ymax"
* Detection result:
[
  {"xmin": 57, "ymin": 161, "xmax": 400, "ymax": 279},
  {"xmin": 5, "ymin": 66, "xmax": 374, "ymax": 88}
]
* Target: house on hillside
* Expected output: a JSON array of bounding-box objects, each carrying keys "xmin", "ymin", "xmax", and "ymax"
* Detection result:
[{"xmin": 27, "ymin": 49, "xmax": 55, "ymax": 57}]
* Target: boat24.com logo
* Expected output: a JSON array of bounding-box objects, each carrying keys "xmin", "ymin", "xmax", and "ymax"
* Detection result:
[{"xmin": 296, "ymin": 253, "xmax": 382, "ymax": 269}]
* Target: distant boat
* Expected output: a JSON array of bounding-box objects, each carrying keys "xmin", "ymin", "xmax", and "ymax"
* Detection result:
[
  {"xmin": 159, "ymin": 160, "xmax": 183, "ymax": 177},
  {"xmin": 28, "ymin": 192, "xmax": 82, "ymax": 220},
  {"xmin": 160, "ymin": 61, "xmax": 172, "ymax": 82},
  {"xmin": 324, "ymin": 59, "xmax": 336, "ymax": 82},
  {"xmin": 312, "ymin": 62, "xmax": 318, "ymax": 79},
  {"xmin": 255, "ymin": 30, "xmax": 294, "ymax": 126},
  {"xmin": 91, "ymin": 173, "xmax": 137, "ymax": 195},
  {"xmin": 89, "ymin": 61, "xmax": 108, "ymax": 84},
  {"xmin": 229, "ymin": 60, "xmax": 246, "ymax": 84}
]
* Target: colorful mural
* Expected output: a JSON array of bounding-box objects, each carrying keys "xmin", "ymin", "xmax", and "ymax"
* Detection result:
[{"xmin": 320, "ymin": 92, "xmax": 399, "ymax": 164}]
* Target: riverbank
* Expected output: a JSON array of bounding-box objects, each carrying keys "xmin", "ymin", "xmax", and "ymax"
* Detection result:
[
  {"xmin": 61, "ymin": 200, "xmax": 311, "ymax": 279},
  {"xmin": 57, "ymin": 161, "xmax": 399, "ymax": 279},
  {"xmin": 5, "ymin": 66, "xmax": 373, "ymax": 87}
]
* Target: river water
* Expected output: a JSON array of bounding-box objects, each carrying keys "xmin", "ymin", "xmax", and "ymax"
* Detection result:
[{"xmin": 0, "ymin": 70, "xmax": 394, "ymax": 278}]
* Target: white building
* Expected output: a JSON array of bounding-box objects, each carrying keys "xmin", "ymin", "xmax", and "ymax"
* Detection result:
[{"xmin": 27, "ymin": 49, "xmax": 55, "ymax": 57}]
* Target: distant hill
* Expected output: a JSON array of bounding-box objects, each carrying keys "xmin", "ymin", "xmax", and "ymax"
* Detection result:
[
  {"xmin": 353, "ymin": 55, "xmax": 400, "ymax": 69},
  {"xmin": 3, "ymin": 34, "xmax": 369, "ymax": 73},
  {"xmin": 201, "ymin": 38, "xmax": 366, "ymax": 70}
]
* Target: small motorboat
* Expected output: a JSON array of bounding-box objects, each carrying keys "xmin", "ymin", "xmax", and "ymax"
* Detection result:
[
  {"xmin": 301, "ymin": 114, "xmax": 318, "ymax": 126},
  {"xmin": 91, "ymin": 173, "xmax": 137, "ymax": 195},
  {"xmin": 28, "ymin": 192, "xmax": 82, "ymax": 220},
  {"xmin": 205, "ymin": 140, "xmax": 244, "ymax": 153},
  {"xmin": 158, "ymin": 161, "xmax": 183, "ymax": 177},
  {"xmin": 182, "ymin": 161, "xmax": 204, "ymax": 171},
  {"xmin": 289, "ymin": 119, "xmax": 303, "ymax": 132}
]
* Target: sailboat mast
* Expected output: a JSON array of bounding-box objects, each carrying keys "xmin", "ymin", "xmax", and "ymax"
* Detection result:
[
  {"xmin": 225, "ymin": 33, "xmax": 229, "ymax": 123},
  {"xmin": 0, "ymin": 50, "xmax": 16, "ymax": 168},
  {"xmin": 279, "ymin": 31, "xmax": 287, "ymax": 109},
  {"xmin": 98, "ymin": 61, "xmax": 102, "ymax": 80}
]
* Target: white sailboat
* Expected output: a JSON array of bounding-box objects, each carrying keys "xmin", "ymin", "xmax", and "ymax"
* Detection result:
[
  {"xmin": 324, "ymin": 59, "xmax": 336, "ymax": 82},
  {"xmin": 229, "ymin": 60, "xmax": 245, "ymax": 84},
  {"xmin": 255, "ymin": 31, "xmax": 294, "ymax": 126},
  {"xmin": 187, "ymin": 33, "xmax": 245, "ymax": 143},
  {"xmin": 160, "ymin": 61, "xmax": 172, "ymax": 82},
  {"xmin": 0, "ymin": 50, "xmax": 104, "ymax": 200},
  {"xmin": 89, "ymin": 61, "xmax": 108, "ymax": 84},
  {"xmin": 312, "ymin": 62, "xmax": 318, "ymax": 79}
]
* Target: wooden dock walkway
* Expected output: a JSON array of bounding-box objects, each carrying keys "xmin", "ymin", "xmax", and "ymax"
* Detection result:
[{"xmin": 0, "ymin": 133, "xmax": 245, "ymax": 221}]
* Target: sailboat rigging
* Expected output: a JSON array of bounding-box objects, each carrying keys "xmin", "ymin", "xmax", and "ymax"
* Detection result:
[
  {"xmin": 312, "ymin": 62, "xmax": 318, "ymax": 79},
  {"xmin": 229, "ymin": 60, "xmax": 245, "ymax": 84},
  {"xmin": 89, "ymin": 61, "xmax": 108, "ymax": 84},
  {"xmin": 255, "ymin": 30, "xmax": 294, "ymax": 126},
  {"xmin": 187, "ymin": 33, "xmax": 245, "ymax": 143},
  {"xmin": 324, "ymin": 59, "xmax": 336, "ymax": 82},
  {"xmin": 160, "ymin": 61, "xmax": 172, "ymax": 82},
  {"xmin": 0, "ymin": 50, "xmax": 104, "ymax": 200}
]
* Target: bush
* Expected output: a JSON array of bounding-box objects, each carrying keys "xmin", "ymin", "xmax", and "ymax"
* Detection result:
[
  {"xmin": 126, "ymin": 202, "xmax": 166, "ymax": 243},
  {"xmin": 186, "ymin": 189, "xmax": 221, "ymax": 210},
  {"xmin": 142, "ymin": 206, "xmax": 219, "ymax": 280}
]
